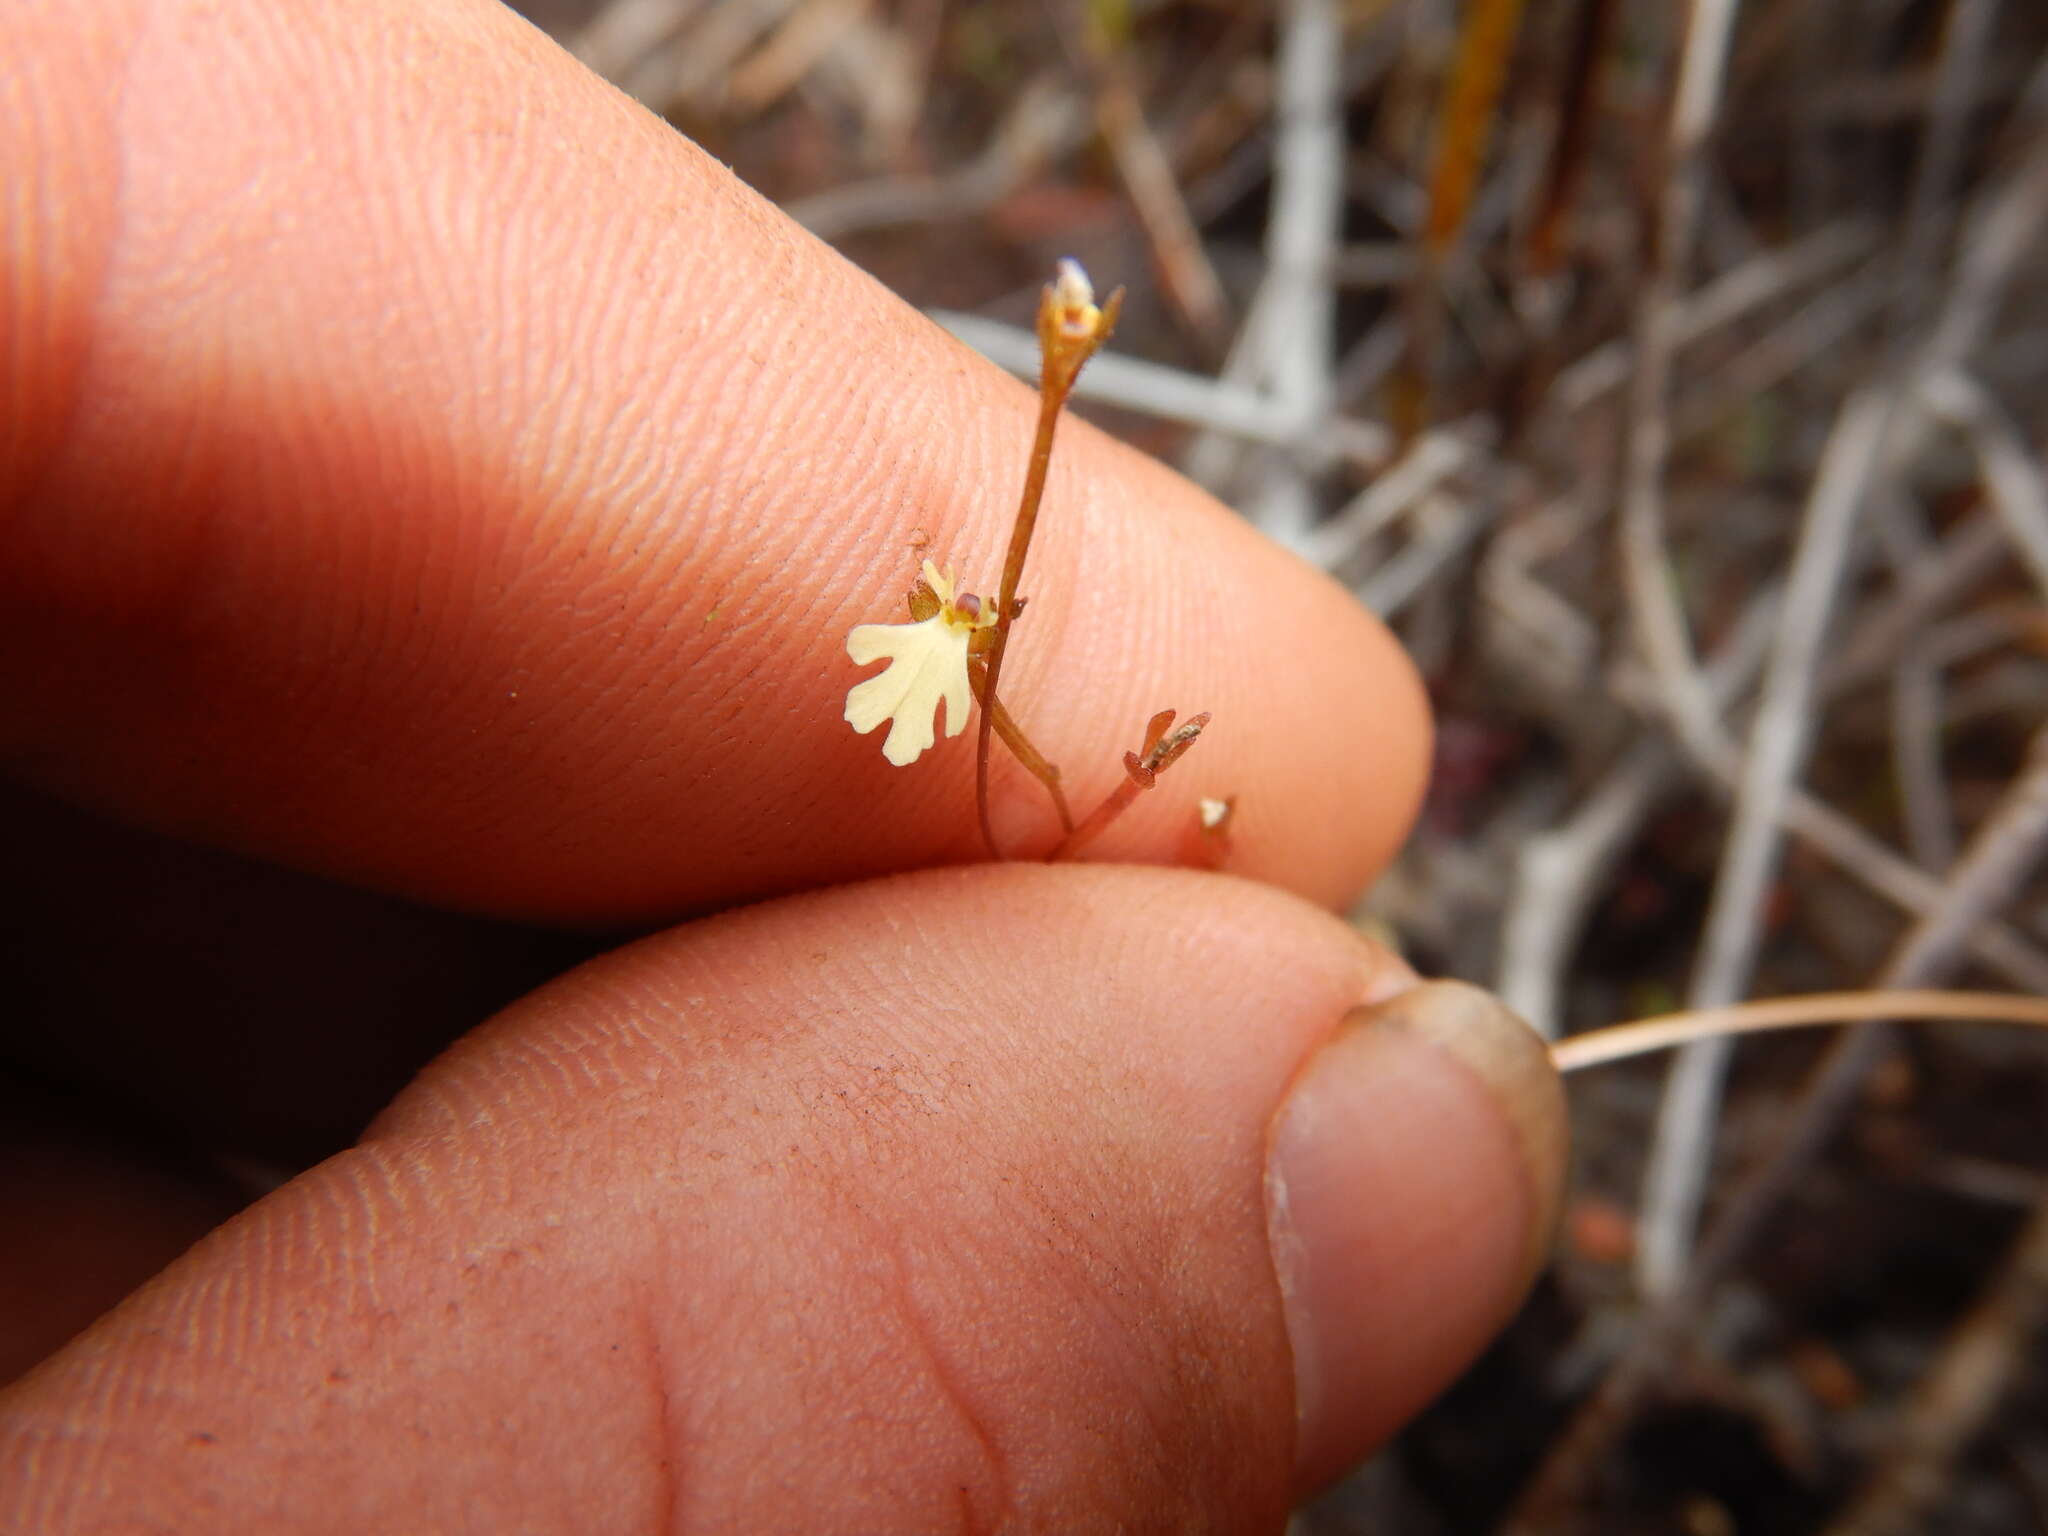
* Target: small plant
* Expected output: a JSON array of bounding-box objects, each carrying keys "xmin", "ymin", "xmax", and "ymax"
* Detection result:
[
  {"xmin": 843, "ymin": 259, "xmax": 1214, "ymax": 860},
  {"xmin": 844, "ymin": 272, "xmax": 2048, "ymax": 1118}
]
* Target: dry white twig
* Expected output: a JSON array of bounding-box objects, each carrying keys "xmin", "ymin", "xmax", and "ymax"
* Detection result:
[
  {"xmin": 1885, "ymin": 0, "xmax": 2001, "ymax": 345},
  {"xmin": 1763, "ymin": 770, "xmax": 2048, "ymax": 993},
  {"xmin": 1359, "ymin": 489, "xmax": 1487, "ymax": 618},
  {"xmin": 1553, "ymin": 223, "xmax": 1874, "ymax": 415},
  {"xmin": 1628, "ymin": 47, "xmax": 2048, "ymax": 1298},
  {"xmin": 1682, "ymin": 727, "xmax": 2048, "ymax": 1302},
  {"xmin": 1924, "ymin": 59, "xmax": 2048, "ymax": 372},
  {"xmin": 1672, "ymin": 263, "xmax": 1890, "ymax": 439},
  {"xmin": 1301, "ymin": 431, "xmax": 1472, "ymax": 572},
  {"xmin": 1615, "ymin": 0, "xmax": 1743, "ymax": 762},
  {"xmin": 789, "ymin": 80, "xmax": 1082, "ymax": 240},
  {"xmin": 1499, "ymin": 593, "xmax": 1782, "ymax": 1037},
  {"xmin": 1893, "ymin": 642, "xmax": 1957, "ymax": 871},
  {"xmin": 1242, "ymin": 0, "xmax": 1346, "ymax": 547},
  {"xmin": 929, "ymin": 311, "xmax": 1393, "ymax": 466},
  {"xmin": 569, "ymin": 0, "xmax": 697, "ymax": 82},
  {"xmin": 1919, "ymin": 369, "xmax": 2048, "ymax": 598},
  {"xmin": 1514, "ymin": 732, "xmax": 2048, "ymax": 1526},
  {"xmin": 1873, "ymin": 495, "xmax": 1959, "ymax": 872},
  {"xmin": 1822, "ymin": 513, "xmax": 2014, "ymax": 695},
  {"xmin": 1637, "ymin": 386, "xmax": 1892, "ymax": 1296},
  {"xmin": 1181, "ymin": 281, "xmax": 1288, "ymax": 493}
]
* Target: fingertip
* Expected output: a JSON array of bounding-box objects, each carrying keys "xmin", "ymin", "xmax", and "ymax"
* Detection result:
[{"xmin": 1266, "ymin": 981, "xmax": 1567, "ymax": 1490}]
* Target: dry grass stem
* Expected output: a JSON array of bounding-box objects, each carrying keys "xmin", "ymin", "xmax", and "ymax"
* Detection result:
[{"xmin": 1552, "ymin": 988, "xmax": 2048, "ymax": 1074}]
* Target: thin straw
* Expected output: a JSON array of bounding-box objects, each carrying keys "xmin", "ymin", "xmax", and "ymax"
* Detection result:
[{"xmin": 1552, "ymin": 989, "xmax": 2048, "ymax": 1074}]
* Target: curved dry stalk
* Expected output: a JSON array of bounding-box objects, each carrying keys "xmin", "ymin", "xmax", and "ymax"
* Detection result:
[
  {"xmin": 973, "ymin": 269, "xmax": 1122, "ymax": 859},
  {"xmin": 1553, "ymin": 989, "xmax": 2048, "ymax": 1075}
]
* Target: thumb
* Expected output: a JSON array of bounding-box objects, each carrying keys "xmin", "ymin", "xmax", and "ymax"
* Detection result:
[{"xmin": 1, "ymin": 865, "xmax": 1564, "ymax": 1532}]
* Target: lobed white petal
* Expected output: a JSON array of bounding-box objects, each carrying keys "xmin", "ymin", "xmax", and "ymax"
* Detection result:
[{"xmin": 843, "ymin": 613, "xmax": 974, "ymax": 766}]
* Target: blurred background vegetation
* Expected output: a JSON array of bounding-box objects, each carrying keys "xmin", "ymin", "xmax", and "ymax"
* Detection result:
[{"xmin": 511, "ymin": 1, "xmax": 2048, "ymax": 1529}]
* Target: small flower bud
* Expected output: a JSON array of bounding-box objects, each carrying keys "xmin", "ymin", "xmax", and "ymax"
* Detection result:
[{"xmin": 1052, "ymin": 258, "xmax": 1098, "ymax": 335}]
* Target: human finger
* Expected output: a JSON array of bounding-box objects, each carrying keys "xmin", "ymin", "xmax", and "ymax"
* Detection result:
[
  {"xmin": 1, "ymin": 865, "xmax": 1562, "ymax": 1528},
  {"xmin": 1, "ymin": 0, "xmax": 1428, "ymax": 925}
]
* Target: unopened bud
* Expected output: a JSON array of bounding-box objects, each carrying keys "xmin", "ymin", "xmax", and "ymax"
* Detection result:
[
  {"xmin": 1050, "ymin": 258, "xmax": 1101, "ymax": 339},
  {"xmin": 1054, "ymin": 258, "xmax": 1094, "ymax": 311}
]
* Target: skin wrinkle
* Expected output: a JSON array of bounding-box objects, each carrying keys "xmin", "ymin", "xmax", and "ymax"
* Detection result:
[
  {"xmin": 634, "ymin": 1294, "xmax": 684, "ymax": 1536},
  {"xmin": 719, "ymin": 877, "xmax": 1283, "ymax": 1486},
  {"xmin": 874, "ymin": 1220, "xmax": 1015, "ymax": 1533},
  {"xmin": 895, "ymin": 888, "xmax": 1290, "ymax": 1521},
  {"xmin": 809, "ymin": 1061, "xmax": 1197, "ymax": 1528}
]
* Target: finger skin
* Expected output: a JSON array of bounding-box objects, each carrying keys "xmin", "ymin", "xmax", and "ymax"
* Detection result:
[
  {"xmin": 0, "ymin": 0, "xmax": 1428, "ymax": 924},
  {"xmin": 0, "ymin": 866, "xmax": 1540, "ymax": 1534}
]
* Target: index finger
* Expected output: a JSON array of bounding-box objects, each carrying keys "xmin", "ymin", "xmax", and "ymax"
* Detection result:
[{"xmin": 0, "ymin": 0, "xmax": 1429, "ymax": 923}]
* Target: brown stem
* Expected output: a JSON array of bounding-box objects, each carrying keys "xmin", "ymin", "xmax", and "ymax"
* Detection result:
[
  {"xmin": 1049, "ymin": 771, "xmax": 1147, "ymax": 863},
  {"xmin": 968, "ymin": 658, "xmax": 1073, "ymax": 833},
  {"xmin": 975, "ymin": 387, "xmax": 1067, "ymax": 859},
  {"xmin": 973, "ymin": 279, "xmax": 1122, "ymax": 859}
]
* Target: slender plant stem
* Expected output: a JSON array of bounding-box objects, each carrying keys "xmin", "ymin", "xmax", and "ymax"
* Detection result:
[
  {"xmin": 975, "ymin": 383, "xmax": 1069, "ymax": 858},
  {"xmin": 1048, "ymin": 776, "xmax": 1145, "ymax": 863},
  {"xmin": 973, "ymin": 272, "xmax": 1120, "ymax": 859},
  {"xmin": 968, "ymin": 658, "xmax": 1072, "ymax": 833}
]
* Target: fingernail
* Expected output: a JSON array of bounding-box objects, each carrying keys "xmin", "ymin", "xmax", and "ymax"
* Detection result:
[{"xmin": 1265, "ymin": 980, "xmax": 1567, "ymax": 1489}]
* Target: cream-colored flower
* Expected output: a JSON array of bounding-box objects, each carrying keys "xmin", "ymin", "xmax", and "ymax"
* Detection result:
[{"xmin": 845, "ymin": 560, "xmax": 998, "ymax": 766}]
